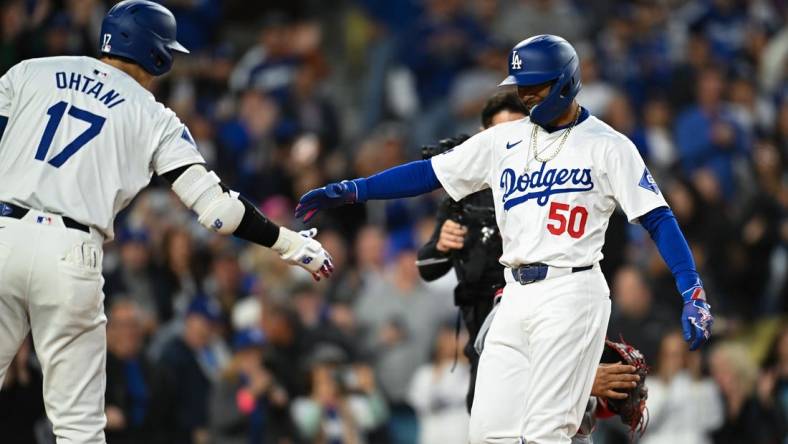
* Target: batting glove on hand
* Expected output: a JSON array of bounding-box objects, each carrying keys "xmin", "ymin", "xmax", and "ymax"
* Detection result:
[
  {"xmin": 295, "ymin": 180, "xmax": 359, "ymax": 223},
  {"xmin": 680, "ymin": 287, "xmax": 713, "ymax": 351},
  {"xmin": 272, "ymin": 227, "xmax": 334, "ymax": 281}
]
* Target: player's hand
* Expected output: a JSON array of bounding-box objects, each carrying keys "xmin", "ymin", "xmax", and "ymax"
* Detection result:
[
  {"xmin": 681, "ymin": 287, "xmax": 713, "ymax": 351},
  {"xmin": 295, "ymin": 180, "xmax": 358, "ymax": 223},
  {"xmin": 591, "ymin": 363, "xmax": 640, "ymax": 400},
  {"xmin": 271, "ymin": 227, "xmax": 334, "ymax": 281},
  {"xmin": 436, "ymin": 220, "xmax": 467, "ymax": 252}
]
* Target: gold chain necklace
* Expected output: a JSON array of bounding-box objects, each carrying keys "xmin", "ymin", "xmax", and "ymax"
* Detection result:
[{"xmin": 524, "ymin": 106, "xmax": 581, "ymax": 173}]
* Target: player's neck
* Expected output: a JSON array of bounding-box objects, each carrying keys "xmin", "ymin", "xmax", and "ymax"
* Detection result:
[
  {"xmin": 549, "ymin": 101, "xmax": 580, "ymax": 127},
  {"xmin": 99, "ymin": 56, "xmax": 155, "ymax": 90}
]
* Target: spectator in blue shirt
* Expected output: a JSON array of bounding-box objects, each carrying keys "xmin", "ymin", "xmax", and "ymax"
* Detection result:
[{"xmin": 674, "ymin": 66, "xmax": 749, "ymax": 198}]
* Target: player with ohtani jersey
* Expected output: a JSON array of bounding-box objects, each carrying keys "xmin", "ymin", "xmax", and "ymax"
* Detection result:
[
  {"xmin": 296, "ymin": 34, "xmax": 713, "ymax": 443},
  {"xmin": 0, "ymin": 1, "xmax": 333, "ymax": 442}
]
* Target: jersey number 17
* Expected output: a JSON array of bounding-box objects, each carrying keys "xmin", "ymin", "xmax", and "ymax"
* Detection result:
[{"xmin": 35, "ymin": 101, "xmax": 106, "ymax": 168}]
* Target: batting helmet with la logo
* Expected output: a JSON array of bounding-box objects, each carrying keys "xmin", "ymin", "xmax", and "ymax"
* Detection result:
[{"xmin": 500, "ymin": 35, "xmax": 582, "ymax": 127}]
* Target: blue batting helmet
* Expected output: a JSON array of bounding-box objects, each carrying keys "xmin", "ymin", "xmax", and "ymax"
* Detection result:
[
  {"xmin": 99, "ymin": 0, "xmax": 189, "ymax": 76},
  {"xmin": 499, "ymin": 35, "xmax": 581, "ymax": 127}
]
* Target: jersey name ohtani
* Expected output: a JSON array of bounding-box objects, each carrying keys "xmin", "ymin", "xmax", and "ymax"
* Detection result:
[
  {"xmin": 55, "ymin": 71, "xmax": 125, "ymax": 109},
  {"xmin": 499, "ymin": 161, "xmax": 594, "ymax": 210}
]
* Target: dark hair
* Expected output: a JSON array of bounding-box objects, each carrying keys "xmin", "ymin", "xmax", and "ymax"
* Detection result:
[{"xmin": 481, "ymin": 92, "xmax": 528, "ymax": 129}]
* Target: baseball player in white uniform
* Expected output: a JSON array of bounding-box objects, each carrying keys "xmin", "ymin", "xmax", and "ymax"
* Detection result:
[
  {"xmin": 0, "ymin": 2, "xmax": 333, "ymax": 442},
  {"xmin": 295, "ymin": 35, "xmax": 713, "ymax": 443}
]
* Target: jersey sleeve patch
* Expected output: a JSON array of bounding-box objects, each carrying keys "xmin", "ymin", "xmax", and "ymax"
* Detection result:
[
  {"xmin": 181, "ymin": 127, "xmax": 196, "ymax": 147},
  {"xmin": 638, "ymin": 167, "xmax": 660, "ymax": 194}
]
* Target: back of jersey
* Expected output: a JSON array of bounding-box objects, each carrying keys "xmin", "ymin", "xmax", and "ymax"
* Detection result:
[{"xmin": 0, "ymin": 56, "xmax": 203, "ymax": 239}]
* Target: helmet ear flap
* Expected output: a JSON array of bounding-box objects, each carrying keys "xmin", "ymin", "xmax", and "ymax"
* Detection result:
[
  {"xmin": 151, "ymin": 49, "xmax": 165, "ymax": 69},
  {"xmin": 560, "ymin": 82, "xmax": 571, "ymax": 98}
]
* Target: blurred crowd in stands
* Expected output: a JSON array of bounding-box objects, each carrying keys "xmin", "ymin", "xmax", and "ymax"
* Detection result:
[{"xmin": 0, "ymin": 0, "xmax": 787, "ymax": 443}]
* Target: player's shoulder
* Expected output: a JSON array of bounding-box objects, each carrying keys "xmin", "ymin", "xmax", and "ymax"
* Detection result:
[
  {"xmin": 2, "ymin": 56, "xmax": 84, "ymax": 86},
  {"xmin": 483, "ymin": 116, "xmax": 529, "ymax": 139},
  {"xmin": 494, "ymin": 117, "xmax": 530, "ymax": 133},
  {"xmin": 19, "ymin": 55, "xmax": 91, "ymax": 70},
  {"xmin": 580, "ymin": 115, "xmax": 638, "ymax": 151}
]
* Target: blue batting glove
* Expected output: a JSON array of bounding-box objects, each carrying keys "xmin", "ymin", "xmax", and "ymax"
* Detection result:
[
  {"xmin": 680, "ymin": 286, "xmax": 713, "ymax": 351},
  {"xmin": 295, "ymin": 180, "xmax": 360, "ymax": 223}
]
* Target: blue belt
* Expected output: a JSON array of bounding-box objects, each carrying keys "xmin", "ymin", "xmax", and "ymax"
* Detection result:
[{"xmin": 510, "ymin": 263, "xmax": 593, "ymax": 285}]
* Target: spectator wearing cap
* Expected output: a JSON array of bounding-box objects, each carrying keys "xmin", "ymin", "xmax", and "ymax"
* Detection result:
[
  {"xmin": 228, "ymin": 12, "xmax": 302, "ymax": 102},
  {"xmin": 210, "ymin": 328, "xmax": 297, "ymax": 444},
  {"xmin": 105, "ymin": 300, "xmax": 175, "ymax": 444},
  {"xmin": 158, "ymin": 296, "xmax": 230, "ymax": 444}
]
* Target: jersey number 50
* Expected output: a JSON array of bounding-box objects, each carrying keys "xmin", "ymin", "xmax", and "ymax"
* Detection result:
[
  {"xmin": 546, "ymin": 202, "xmax": 588, "ymax": 239},
  {"xmin": 35, "ymin": 101, "xmax": 106, "ymax": 168}
]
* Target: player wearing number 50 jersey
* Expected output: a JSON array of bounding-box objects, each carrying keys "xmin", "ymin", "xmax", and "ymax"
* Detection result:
[
  {"xmin": 296, "ymin": 35, "xmax": 713, "ymax": 443},
  {"xmin": 0, "ymin": 1, "xmax": 333, "ymax": 443}
]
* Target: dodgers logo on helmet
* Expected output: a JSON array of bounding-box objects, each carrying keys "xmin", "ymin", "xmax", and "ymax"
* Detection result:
[
  {"xmin": 511, "ymin": 51, "xmax": 523, "ymax": 70},
  {"xmin": 499, "ymin": 35, "xmax": 582, "ymax": 127},
  {"xmin": 99, "ymin": 0, "xmax": 189, "ymax": 76}
]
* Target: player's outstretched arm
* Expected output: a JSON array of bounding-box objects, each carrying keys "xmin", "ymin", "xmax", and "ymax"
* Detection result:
[
  {"xmin": 162, "ymin": 164, "xmax": 333, "ymax": 280},
  {"xmin": 295, "ymin": 159, "xmax": 442, "ymax": 222},
  {"xmin": 640, "ymin": 207, "xmax": 713, "ymax": 350}
]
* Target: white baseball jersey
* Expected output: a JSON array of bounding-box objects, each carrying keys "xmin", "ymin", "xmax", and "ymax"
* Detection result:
[
  {"xmin": 0, "ymin": 56, "xmax": 205, "ymax": 239},
  {"xmin": 431, "ymin": 111, "xmax": 667, "ymax": 268}
]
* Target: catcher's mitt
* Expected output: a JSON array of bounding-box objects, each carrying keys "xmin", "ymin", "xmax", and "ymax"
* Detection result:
[{"xmin": 600, "ymin": 337, "xmax": 649, "ymax": 437}]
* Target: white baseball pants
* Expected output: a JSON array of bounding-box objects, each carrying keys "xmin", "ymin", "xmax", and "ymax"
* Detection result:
[
  {"xmin": 469, "ymin": 265, "xmax": 610, "ymax": 444},
  {"xmin": 0, "ymin": 211, "xmax": 106, "ymax": 443}
]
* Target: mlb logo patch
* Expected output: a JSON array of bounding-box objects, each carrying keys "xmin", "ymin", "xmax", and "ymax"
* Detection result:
[
  {"xmin": 638, "ymin": 167, "xmax": 660, "ymax": 194},
  {"xmin": 36, "ymin": 216, "xmax": 52, "ymax": 225}
]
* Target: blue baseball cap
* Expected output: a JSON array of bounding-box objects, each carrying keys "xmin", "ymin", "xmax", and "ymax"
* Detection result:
[
  {"xmin": 186, "ymin": 295, "xmax": 222, "ymax": 323},
  {"xmin": 116, "ymin": 226, "xmax": 149, "ymax": 244},
  {"xmin": 232, "ymin": 328, "xmax": 266, "ymax": 351}
]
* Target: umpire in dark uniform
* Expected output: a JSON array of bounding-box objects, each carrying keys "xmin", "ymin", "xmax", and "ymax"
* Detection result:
[{"xmin": 416, "ymin": 92, "xmax": 527, "ymax": 411}]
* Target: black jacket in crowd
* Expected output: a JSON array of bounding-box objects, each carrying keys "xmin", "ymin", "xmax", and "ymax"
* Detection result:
[{"xmin": 105, "ymin": 351, "xmax": 176, "ymax": 444}]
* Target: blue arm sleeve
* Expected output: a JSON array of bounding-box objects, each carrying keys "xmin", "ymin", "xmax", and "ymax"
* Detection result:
[
  {"xmin": 640, "ymin": 206, "xmax": 702, "ymax": 301},
  {"xmin": 0, "ymin": 116, "xmax": 7, "ymax": 142},
  {"xmin": 352, "ymin": 159, "xmax": 442, "ymax": 201}
]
